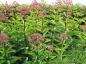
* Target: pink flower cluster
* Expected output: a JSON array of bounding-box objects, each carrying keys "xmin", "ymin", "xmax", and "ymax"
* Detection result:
[
  {"xmin": 64, "ymin": 0, "xmax": 73, "ymax": 5},
  {"xmin": 0, "ymin": 12, "xmax": 8, "ymax": 21},
  {"xmin": 56, "ymin": 0, "xmax": 62, "ymax": 6},
  {"xmin": 20, "ymin": 7, "xmax": 28, "ymax": 15},
  {"xmin": 47, "ymin": 45, "xmax": 54, "ymax": 51},
  {"xmin": 12, "ymin": 1, "xmax": 19, "ymax": 7},
  {"xmin": 60, "ymin": 32, "xmax": 67, "ymax": 40},
  {"xmin": 31, "ymin": 0, "xmax": 41, "ymax": 9},
  {"xmin": 82, "ymin": 23, "xmax": 86, "ymax": 32},
  {"xmin": 28, "ymin": 33, "xmax": 44, "ymax": 43},
  {"xmin": 4, "ymin": 2, "xmax": 12, "ymax": 12},
  {"xmin": 0, "ymin": 33, "xmax": 9, "ymax": 43},
  {"xmin": 56, "ymin": 0, "xmax": 73, "ymax": 6},
  {"xmin": 40, "ymin": 9, "xmax": 46, "ymax": 16}
]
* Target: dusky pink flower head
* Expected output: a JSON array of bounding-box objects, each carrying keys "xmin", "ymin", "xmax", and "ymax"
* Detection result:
[
  {"xmin": 82, "ymin": 23, "xmax": 86, "ymax": 32},
  {"xmin": 0, "ymin": 12, "xmax": 8, "ymax": 21},
  {"xmin": 28, "ymin": 33, "xmax": 44, "ymax": 43},
  {"xmin": 12, "ymin": 1, "xmax": 20, "ymax": 7},
  {"xmin": 0, "ymin": 33, "xmax": 9, "ymax": 43},
  {"xmin": 40, "ymin": 9, "xmax": 46, "ymax": 16},
  {"xmin": 20, "ymin": 7, "xmax": 28, "ymax": 16},
  {"xmin": 55, "ymin": 0, "xmax": 62, "ymax": 6},
  {"xmin": 4, "ymin": 1, "xmax": 12, "ymax": 12},
  {"xmin": 64, "ymin": 0, "xmax": 73, "ymax": 5},
  {"xmin": 60, "ymin": 31, "xmax": 68, "ymax": 40},
  {"xmin": 47, "ymin": 45, "xmax": 54, "ymax": 52},
  {"xmin": 31, "ymin": 0, "xmax": 41, "ymax": 9}
]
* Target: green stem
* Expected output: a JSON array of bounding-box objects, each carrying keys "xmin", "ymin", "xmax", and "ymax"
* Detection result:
[
  {"xmin": 23, "ymin": 19, "xmax": 27, "ymax": 47},
  {"xmin": 35, "ymin": 44, "xmax": 39, "ymax": 64},
  {"xmin": 60, "ymin": 40, "xmax": 65, "ymax": 63},
  {"xmin": 35, "ymin": 11, "xmax": 39, "ymax": 64},
  {"xmin": 3, "ymin": 42, "xmax": 7, "ymax": 63},
  {"xmin": 42, "ymin": 17, "xmax": 44, "ymax": 34}
]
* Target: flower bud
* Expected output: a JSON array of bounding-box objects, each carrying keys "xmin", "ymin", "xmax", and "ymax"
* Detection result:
[
  {"xmin": 60, "ymin": 32, "xmax": 67, "ymax": 40},
  {"xmin": 0, "ymin": 33, "xmax": 9, "ymax": 43},
  {"xmin": 47, "ymin": 45, "xmax": 54, "ymax": 51},
  {"xmin": 20, "ymin": 7, "xmax": 28, "ymax": 15},
  {"xmin": 82, "ymin": 24, "xmax": 86, "ymax": 32},
  {"xmin": 28, "ymin": 33, "xmax": 44, "ymax": 43}
]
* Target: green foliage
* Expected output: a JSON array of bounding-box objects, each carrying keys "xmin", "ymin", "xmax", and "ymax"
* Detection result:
[{"xmin": 0, "ymin": 2, "xmax": 86, "ymax": 64}]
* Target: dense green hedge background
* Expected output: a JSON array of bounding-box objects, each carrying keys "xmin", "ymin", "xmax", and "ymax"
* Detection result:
[{"xmin": 0, "ymin": 1, "xmax": 86, "ymax": 64}]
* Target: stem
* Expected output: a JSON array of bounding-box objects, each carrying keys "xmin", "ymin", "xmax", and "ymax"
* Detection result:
[
  {"xmin": 3, "ymin": 42, "xmax": 7, "ymax": 63},
  {"xmin": 23, "ymin": 18, "xmax": 27, "ymax": 47},
  {"xmin": 35, "ymin": 10, "xmax": 38, "ymax": 33},
  {"xmin": 47, "ymin": 52, "xmax": 52, "ymax": 64},
  {"xmin": 42, "ymin": 17, "xmax": 44, "ymax": 34},
  {"xmin": 60, "ymin": 40, "xmax": 65, "ymax": 62},
  {"xmin": 13, "ymin": 8, "xmax": 19, "ymax": 45},
  {"xmin": 35, "ymin": 10, "xmax": 39, "ymax": 64},
  {"xmin": 64, "ymin": 12, "xmax": 68, "ymax": 31},
  {"xmin": 60, "ymin": 12, "xmax": 67, "ymax": 62},
  {"xmin": 47, "ymin": 54, "xmax": 49, "ymax": 64},
  {"xmin": 51, "ymin": 32, "xmax": 54, "ymax": 45},
  {"xmin": 35, "ymin": 44, "xmax": 39, "ymax": 64},
  {"xmin": 15, "ymin": 14, "xmax": 18, "ymax": 44}
]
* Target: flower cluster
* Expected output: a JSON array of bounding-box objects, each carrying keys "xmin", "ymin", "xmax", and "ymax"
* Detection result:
[
  {"xmin": 20, "ymin": 7, "xmax": 28, "ymax": 15},
  {"xmin": 82, "ymin": 23, "xmax": 86, "ymax": 32},
  {"xmin": 0, "ymin": 12, "xmax": 8, "ymax": 21},
  {"xmin": 55, "ymin": 0, "xmax": 62, "ymax": 6},
  {"xmin": 0, "ymin": 33, "xmax": 9, "ymax": 43},
  {"xmin": 3, "ymin": 2, "xmax": 12, "ymax": 13},
  {"xmin": 28, "ymin": 33, "xmax": 44, "ymax": 43},
  {"xmin": 40, "ymin": 9, "xmax": 46, "ymax": 16},
  {"xmin": 12, "ymin": 1, "xmax": 20, "ymax": 7},
  {"xmin": 31, "ymin": 0, "xmax": 41, "ymax": 9},
  {"xmin": 47, "ymin": 45, "xmax": 54, "ymax": 51},
  {"xmin": 60, "ymin": 32, "xmax": 67, "ymax": 40},
  {"xmin": 64, "ymin": 0, "xmax": 73, "ymax": 5}
]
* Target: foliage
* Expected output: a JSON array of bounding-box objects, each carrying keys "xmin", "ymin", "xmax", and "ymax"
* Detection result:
[{"xmin": 0, "ymin": 0, "xmax": 86, "ymax": 64}]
